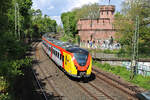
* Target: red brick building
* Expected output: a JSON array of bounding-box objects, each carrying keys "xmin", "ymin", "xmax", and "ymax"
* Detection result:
[{"xmin": 77, "ymin": 5, "xmax": 116, "ymax": 43}]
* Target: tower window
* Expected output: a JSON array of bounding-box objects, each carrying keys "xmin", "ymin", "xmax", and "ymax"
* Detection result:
[{"xmin": 107, "ymin": 11, "xmax": 108, "ymax": 15}]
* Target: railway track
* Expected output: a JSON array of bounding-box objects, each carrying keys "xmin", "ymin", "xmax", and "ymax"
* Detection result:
[
  {"xmin": 92, "ymin": 68, "xmax": 139, "ymax": 100},
  {"xmin": 31, "ymin": 42, "xmax": 140, "ymax": 100},
  {"xmin": 76, "ymin": 81, "xmax": 114, "ymax": 100},
  {"xmin": 31, "ymin": 42, "xmax": 62, "ymax": 100},
  {"xmin": 38, "ymin": 41, "xmax": 115, "ymax": 100},
  {"xmin": 31, "ymin": 42, "xmax": 48, "ymax": 100}
]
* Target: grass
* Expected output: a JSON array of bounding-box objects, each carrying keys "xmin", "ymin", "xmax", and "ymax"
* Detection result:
[
  {"xmin": 93, "ymin": 61, "xmax": 150, "ymax": 90},
  {"xmin": 88, "ymin": 49, "xmax": 120, "ymax": 54}
]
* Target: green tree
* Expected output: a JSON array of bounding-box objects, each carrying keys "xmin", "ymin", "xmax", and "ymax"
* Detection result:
[
  {"xmin": 61, "ymin": 3, "xmax": 100, "ymax": 40},
  {"xmin": 114, "ymin": 0, "xmax": 150, "ymax": 56},
  {"xmin": 31, "ymin": 9, "xmax": 57, "ymax": 38}
]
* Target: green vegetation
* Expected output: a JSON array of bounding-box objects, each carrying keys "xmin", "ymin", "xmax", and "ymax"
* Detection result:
[
  {"xmin": 88, "ymin": 49, "xmax": 120, "ymax": 54},
  {"xmin": 93, "ymin": 61, "xmax": 150, "ymax": 90},
  {"xmin": 60, "ymin": 34, "xmax": 79, "ymax": 44},
  {"xmin": 31, "ymin": 9, "xmax": 57, "ymax": 38},
  {"xmin": 61, "ymin": 3, "xmax": 100, "ymax": 42},
  {"xmin": 0, "ymin": 57, "xmax": 32, "ymax": 100},
  {"xmin": 0, "ymin": 0, "xmax": 57, "ymax": 99},
  {"xmin": 114, "ymin": 0, "xmax": 150, "ymax": 57}
]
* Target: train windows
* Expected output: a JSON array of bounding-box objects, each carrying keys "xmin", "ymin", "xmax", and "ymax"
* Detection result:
[
  {"xmin": 57, "ymin": 52, "xmax": 59, "ymax": 58},
  {"xmin": 59, "ymin": 54, "xmax": 61, "ymax": 60},
  {"xmin": 57, "ymin": 52, "xmax": 58, "ymax": 57}
]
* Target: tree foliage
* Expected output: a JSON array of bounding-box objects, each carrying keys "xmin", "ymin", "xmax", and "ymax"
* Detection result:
[
  {"xmin": 61, "ymin": 3, "xmax": 100, "ymax": 39},
  {"xmin": 114, "ymin": 0, "xmax": 150, "ymax": 55},
  {"xmin": 61, "ymin": 11, "xmax": 77, "ymax": 36},
  {"xmin": 0, "ymin": 0, "xmax": 57, "ymax": 99},
  {"xmin": 31, "ymin": 9, "xmax": 57, "ymax": 38}
]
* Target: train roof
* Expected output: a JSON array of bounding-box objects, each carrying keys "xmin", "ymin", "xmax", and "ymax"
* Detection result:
[{"xmin": 43, "ymin": 33, "xmax": 89, "ymax": 54}]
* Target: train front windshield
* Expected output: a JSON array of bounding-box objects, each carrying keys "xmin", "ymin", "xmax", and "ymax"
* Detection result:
[{"xmin": 74, "ymin": 53, "xmax": 88, "ymax": 66}]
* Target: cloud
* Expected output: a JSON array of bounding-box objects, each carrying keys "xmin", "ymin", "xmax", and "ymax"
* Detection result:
[
  {"xmin": 32, "ymin": 0, "xmax": 125, "ymax": 25},
  {"xmin": 61, "ymin": 0, "xmax": 102, "ymax": 13},
  {"xmin": 50, "ymin": 16, "xmax": 61, "ymax": 25},
  {"xmin": 47, "ymin": 6, "xmax": 54, "ymax": 10}
]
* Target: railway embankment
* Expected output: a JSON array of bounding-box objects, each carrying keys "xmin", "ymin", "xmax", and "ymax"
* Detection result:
[
  {"xmin": 31, "ymin": 42, "xmax": 143, "ymax": 100},
  {"xmin": 12, "ymin": 41, "xmax": 45, "ymax": 100},
  {"xmin": 93, "ymin": 61, "xmax": 150, "ymax": 90}
]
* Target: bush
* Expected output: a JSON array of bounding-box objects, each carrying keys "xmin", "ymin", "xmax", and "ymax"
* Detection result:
[
  {"xmin": 0, "ymin": 93, "xmax": 11, "ymax": 100},
  {"xmin": 0, "ymin": 57, "xmax": 32, "ymax": 100}
]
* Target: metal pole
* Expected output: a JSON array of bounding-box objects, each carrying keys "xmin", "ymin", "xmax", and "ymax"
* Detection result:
[
  {"xmin": 15, "ymin": 3, "xmax": 17, "ymax": 37},
  {"xmin": 131, "ymin": 16, "xmax": 139, "ymax": 79},
  {"xmin": 17, "ymin": 3, "xmax": 20, "ymax": 40},
  {"xmin": 136, "ymin": 16, "xmax": 139, "ymax": 74}
]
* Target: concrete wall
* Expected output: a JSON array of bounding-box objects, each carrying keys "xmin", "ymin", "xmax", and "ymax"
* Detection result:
[{"xmin": 101, "ymin": 61, "xmax": 150, "ymax": 76}]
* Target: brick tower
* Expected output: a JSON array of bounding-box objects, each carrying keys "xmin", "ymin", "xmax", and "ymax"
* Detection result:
[{"xmin": 77, "ymin": 5, "xmax": 116, "ymax": 43}]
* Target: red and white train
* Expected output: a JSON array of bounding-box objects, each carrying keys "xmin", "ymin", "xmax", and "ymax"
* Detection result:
[{"xmin": 42, "ymin": 33, "xmax": 92, "ymax": 78}]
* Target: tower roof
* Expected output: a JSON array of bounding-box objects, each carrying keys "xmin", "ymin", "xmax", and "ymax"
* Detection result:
[{"xmin": 100, "ymin": 5, "xmax": 115, "ymax": 11}]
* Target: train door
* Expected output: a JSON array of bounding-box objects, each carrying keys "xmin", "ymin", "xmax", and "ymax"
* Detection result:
[
  {"xmin": 47, "ymin": 44, "xmax": 51, "ymax": 56},
  {"xmin": 64, "ymin": 53, "xmax": 72, "ymax": 74},
  {"xmin": 52, "ymin": 47, "xmax": 56, "ymax": 61},
  {"xmin": 55, "ymin": 49, "xmax": 62, "ymax": 66},
  {"xmin": 57, "ymin": 51, "xmax": 62, "ymax": 67}
]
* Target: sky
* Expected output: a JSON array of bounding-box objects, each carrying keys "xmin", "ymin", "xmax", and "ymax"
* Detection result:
[{"xmin": 32, "ymin": 0, "xmax": 125, "ymax": 25}]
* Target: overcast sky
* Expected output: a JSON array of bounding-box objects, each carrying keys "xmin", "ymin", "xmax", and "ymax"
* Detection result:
[{"xmin": 32, "ymin": 0, "xmax": 124, "ymax": 25}]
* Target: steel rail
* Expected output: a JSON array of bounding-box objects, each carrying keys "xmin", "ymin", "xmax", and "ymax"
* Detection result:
[
  {"xmin": 31, "ymin": 42, "xmax": 48, "ymax": 100},
  {"xmin": 92, "ymin": 68, "xmax": 138, "ymax": 99},
  {"xmin": 76, "ymin": 82, "xmax": 99, "ymax": 100},
  {"xmin": 34, "ymin": 42, "xmax": 62, "ymax": 99},
  {"xmin": 88, "ymin": 82, "xmax": 114, "ymax": 100}
]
